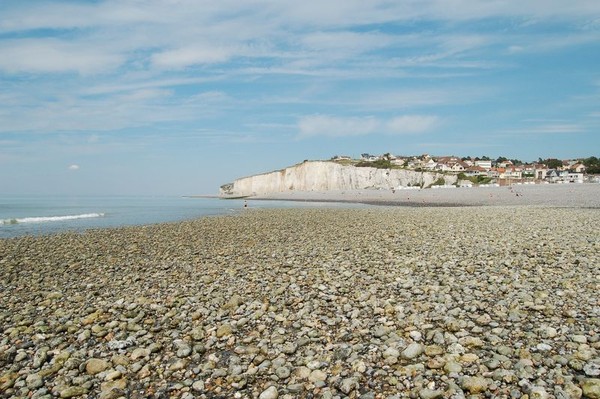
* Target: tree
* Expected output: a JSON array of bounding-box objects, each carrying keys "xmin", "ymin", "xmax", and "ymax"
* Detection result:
[
  {"xmin": 582, "ymin": 156, "xmax": 598, "ymax": 167},
  {"xmin": 582, "ymin": 156, "xmax": 600, "ymax": 174},
  {"xmin": 543, "ymin": 158, "xmax": 563, "ymax": 169}
]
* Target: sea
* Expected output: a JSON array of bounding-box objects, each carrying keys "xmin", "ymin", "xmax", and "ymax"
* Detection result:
[{"xmin": 0, "ymin": 195, "xmax": 340, "ymax": 239}]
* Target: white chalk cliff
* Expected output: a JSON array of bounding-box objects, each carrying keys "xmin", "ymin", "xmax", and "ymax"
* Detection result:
[{"xmin": 220, "ymin": 161, "xmax": 457, "ymax": 196}]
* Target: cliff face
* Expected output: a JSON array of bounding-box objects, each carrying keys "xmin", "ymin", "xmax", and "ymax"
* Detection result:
[{"xmin": 220, "ymin": 161, "xmax": 457, "ymax": 196}]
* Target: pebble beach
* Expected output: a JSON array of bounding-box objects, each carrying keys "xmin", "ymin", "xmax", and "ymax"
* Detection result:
[{"xmin": 1, "ymin": 203, "xmax": 600, "ymax": 398}]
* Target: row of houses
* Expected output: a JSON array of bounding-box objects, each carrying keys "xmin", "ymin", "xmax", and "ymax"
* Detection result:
[{"xmin": 332, "ymin": 154, "xmax": 587, "ymax": 183}]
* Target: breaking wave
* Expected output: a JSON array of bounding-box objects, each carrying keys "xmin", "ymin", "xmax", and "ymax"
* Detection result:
[{"xmin": 1, "ymin": 213, "xmax": 105, "ymax": 225}]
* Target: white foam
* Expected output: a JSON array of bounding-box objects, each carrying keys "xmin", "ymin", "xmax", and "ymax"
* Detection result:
[{"xmin": 2, "ymin": 213, "xmax": 105, "ymax": 225}]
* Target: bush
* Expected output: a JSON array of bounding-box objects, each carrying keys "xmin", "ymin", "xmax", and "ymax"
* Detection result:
[
  {"xmin": 355, "ymin": 159, "xmax": 393, "ymax": 169},
  {"xmin": 458, "ymin": 174, "xmax": 492, "ymax": 185},
  {"xmin": 432, "ymin": 177, "xmax": 445, "ymax": 186}
]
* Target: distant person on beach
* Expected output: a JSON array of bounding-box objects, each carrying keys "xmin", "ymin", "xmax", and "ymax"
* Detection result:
[{"xmin": 244, "ymin": 200, "xmax": 248, "ymax": 208}]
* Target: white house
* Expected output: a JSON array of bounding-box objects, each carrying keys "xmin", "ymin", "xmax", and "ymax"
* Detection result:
[
  {"xmin": 424, "ymin": 159, "xmax": 437, "ymax": 169},
  {"xmin": 475, "ymin": 160, "xmax": 492, "ymax": 170},
  {"xmin": 562, "ymin": 172, "xmax": 584, "ymax": 183}
]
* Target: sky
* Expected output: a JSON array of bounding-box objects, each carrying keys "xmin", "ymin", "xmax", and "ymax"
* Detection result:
[{"xmin": 0, "ymin": 0, "xmax": 599, "ymax": 195}]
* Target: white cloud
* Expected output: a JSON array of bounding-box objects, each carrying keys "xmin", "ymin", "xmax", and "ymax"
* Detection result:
[
  {"xmin": 0, "ymin": 39, "xmax": 123, "ymax": 74},
  {"xmin": 386, "ymin": 115, "xmax": 439, "ymax": 134},
  {"xmin": 506, "ymin": 123, "xmax": 585, "ymax": 134},
  {"xmin": 297, "ymin": 114, "xmax": 438, "ymax": 138},
  {"xmin": 151, "ymin": 46, "xmax": 232, "ymax": 69},
  {"xmin": 508, "ymin": 45, "xmax": 524, "ymax": 54},
  {"xmin": 300, "ymin": 31, "xmax": 396, "ymax": 56},
  {"xmin": 0, "ymin": 1, "xmax": 596, "ymax": 77},
  {"xmin": 2, "ymin": 1, "xmax": 599, "ymax": 36},
  {"xmin": 68, "ymin": 164, "xmax": 80, "ymax": 170},
  {"xmin": 117, "ymin": 89, "xmax": 173, "ymax": 102}
]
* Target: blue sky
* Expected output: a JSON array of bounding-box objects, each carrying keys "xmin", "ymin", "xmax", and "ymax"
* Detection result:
[{"xmin": 1, "ymin": 0, "xmax": 599, "ymax": 195}]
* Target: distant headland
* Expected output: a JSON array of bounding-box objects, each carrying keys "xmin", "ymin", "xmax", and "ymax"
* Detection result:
[{"xmin": 220, "ymin": 154, "xmax": 600, "ymax": 198}]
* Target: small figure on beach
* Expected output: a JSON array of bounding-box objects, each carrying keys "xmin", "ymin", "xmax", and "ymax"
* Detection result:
[{"xmin": 243, "ymin": 200, "xmax": 248, "ymax": 208}]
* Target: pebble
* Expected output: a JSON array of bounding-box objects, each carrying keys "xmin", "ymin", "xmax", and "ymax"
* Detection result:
[
  {"xmin": 419, "ymin": 388, "xmax": 444, "ymax": 399},
  {"xmin": 59, "ymin": 386, "xmax": 88, "ymax": 398},
  {"xmin": 530, "ymin": 386, "xmax": 549, "ymax": 399},
  {"xmin": 339, "ymin": 377, "xmax": 359, "ymax": 394},
  {"xmin": 216, "ymin": 323, "xmax": 233, "ymax": 338},
  {"xmin": 584, "ymin": 362, "xmax": 600, "ymax": 377},
  {"xmin": 192, "ymin": 380, "xmax": 205, "ymax": 392},
  {"xmin": 461, "ymin": 376, "xmax": 489, "ymax": 394},
  {"xmin": 259, "ymin": 386, "xmax": 279, "ymax": 399},
  {"xmin": 402, "ymin": 343, "xmax": 424, "ymax": 359},
  {"xmin": 86, "ymin": 358, "xmax": 110, "ymax": 375},
  {"xmin": 309, "ymin": 369, "xmax": 327, "ymax": 383},
  {"xmin": 275, "ymin": 366, "xmax": 291, "ymax": 379},
  {"xmin": 26, "ymin": 373, "xmax": 43, "ymax": 389},
  {"xmin": 581, "ymin": 379, "xmax": 600, "ymax": 399}
]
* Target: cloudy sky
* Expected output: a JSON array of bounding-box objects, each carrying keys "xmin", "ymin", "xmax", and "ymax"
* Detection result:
[{"xmin": 1, "ymin": 0, "xmax": 599, "ymax": 195}]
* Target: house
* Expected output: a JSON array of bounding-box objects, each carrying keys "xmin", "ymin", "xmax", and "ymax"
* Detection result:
[
  {"xmin": 407, "ymin": 158, "xmax": 422, "ymax": 169},
  {"xmin": 562, "ymin": 172, "xmax": 584, "ymax": 183},
  {"xmin": 424, "ymin": 159, "xmax": 437, "ymax": 170},
  {"xmin": 434, "ymin": 162, "xmax": 452, "ymax": 172},
  {"xmin": 570, "ymin": 163, "xmax": 586, "ymax": 173},
  {"xmin": 451, "ymin": 161, "xmax": 469, "ymax": 172},
  {"xmin": 331, "ymin": 155, "xmax": 352, "ymax": 161},
  {"xmin": 494, "ymin": 167, "xmax": 507, "ymax": 178},
  {"xmin": 505, "ymin": 167, "xmax": 523, "ymax": 179},
  {"xmin": 545, "ymin": 170, "xmax": 560, "ymax": 182},
  {"xmin": 487, "ymin": 169, "xmax": 500, "ymax": 178},
  {"xmin": 475, "ymin": 160, "xmax": 492, "ymax": 170},
  {"xmin": 464, "ymin": 165, "xmax": 486, "ymax": 176},
  {"xmin": 533, "ymin": 164, "xmax": 548, "ymax": 180},
  {"xmin": 360, "ymin": 153, "xmax": 380, "ymax": 162},
  {"xmin": 521, "ymin": 164, "xmax": 535, "ymax": 178}
]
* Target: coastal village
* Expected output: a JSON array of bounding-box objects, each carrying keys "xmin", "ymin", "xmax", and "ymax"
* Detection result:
[{"xmin": 331, "ymin": 153, "xmax": 600, "ymax": 185}]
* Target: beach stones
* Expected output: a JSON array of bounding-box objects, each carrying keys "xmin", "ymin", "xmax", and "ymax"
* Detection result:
[{"xmin": 1, "ymin": 207, "xmax": 598, "ymax": 398}]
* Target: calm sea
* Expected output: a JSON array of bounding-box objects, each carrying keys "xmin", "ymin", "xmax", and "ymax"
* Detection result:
[{"xmin": 0, "ymin": 196, "xmax": 337, "ymax": 239}]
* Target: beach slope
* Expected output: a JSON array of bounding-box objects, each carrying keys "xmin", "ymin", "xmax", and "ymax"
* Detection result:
[{"xmin": 1, "ymin": 207, "xmax": 599, "ymax": 398}]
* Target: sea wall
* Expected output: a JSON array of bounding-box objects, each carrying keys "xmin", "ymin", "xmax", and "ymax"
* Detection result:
[{"xmin": 220, "ymin": 161, "xmax": 457, "ymax": 196}]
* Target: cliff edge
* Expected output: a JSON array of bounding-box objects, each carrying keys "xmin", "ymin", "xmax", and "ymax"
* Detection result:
[{"xmin": 220, "ymin": 161, "xmax": 456, "ymax": 197}]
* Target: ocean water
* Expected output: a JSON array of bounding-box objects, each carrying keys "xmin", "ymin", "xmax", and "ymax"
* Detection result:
[{"xmin": 0, "ymin": 196, "xmax": 336, "ymax": 239}]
